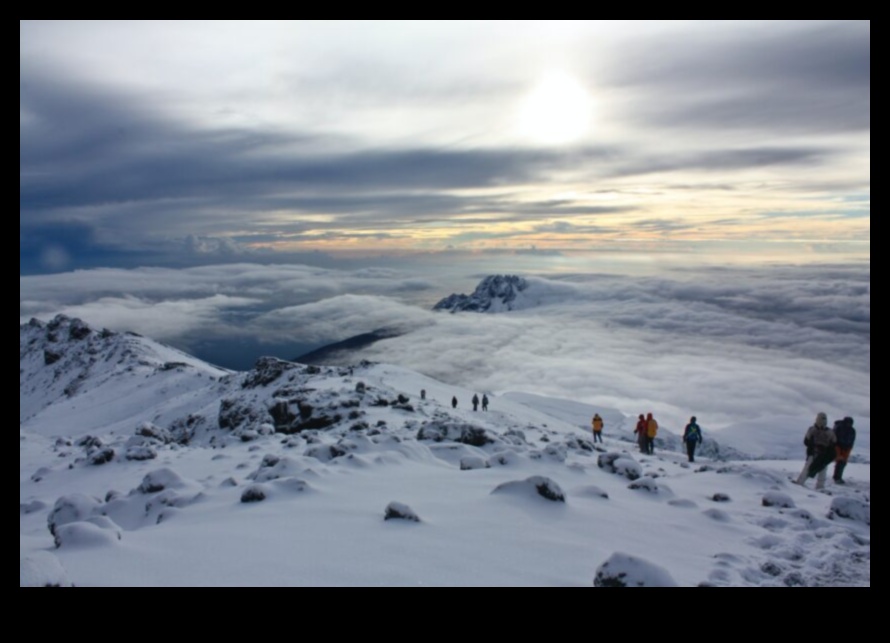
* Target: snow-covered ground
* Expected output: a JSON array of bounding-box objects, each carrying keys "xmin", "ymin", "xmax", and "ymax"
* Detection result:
[{"xmin": 20, "ymin": 317, "xmax": 870, "ymax": 587}]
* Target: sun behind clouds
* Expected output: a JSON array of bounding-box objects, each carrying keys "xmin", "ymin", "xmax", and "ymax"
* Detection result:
[{"xmin": 518, "ymin": 70, "xmax": 593, "ymax": 145}]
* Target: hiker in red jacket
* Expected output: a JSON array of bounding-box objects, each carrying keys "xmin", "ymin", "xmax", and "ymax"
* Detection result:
[{"xmin": 634, "ymin": 414, "xmax": 647, "ymax": 453}]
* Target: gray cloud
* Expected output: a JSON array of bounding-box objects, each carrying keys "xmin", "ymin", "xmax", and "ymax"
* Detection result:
[
  {"xmin": 19, "ymin": 21, "xmax": 868, "ymax": 282},
  {"xmin": 20, "ymin": 70, "xmax": 589, "ymax": 212},
  {"xmin": 608, "ymin": 21, "xmax": 870, "ymax": 134},
  {"xmin": 21, "ymin": 62, "xmax": 851, "ymax": 265}
]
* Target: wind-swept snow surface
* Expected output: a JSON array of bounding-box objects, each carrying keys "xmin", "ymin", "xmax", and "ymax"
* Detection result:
[{"xmin": 21, "ymin": 317, "xmax": 869, "ymax": 586}]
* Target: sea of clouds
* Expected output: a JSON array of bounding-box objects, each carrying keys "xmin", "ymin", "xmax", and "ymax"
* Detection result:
[{"xmin": 20, "ymin": 261, "xmax": 869, "ymax": 431}]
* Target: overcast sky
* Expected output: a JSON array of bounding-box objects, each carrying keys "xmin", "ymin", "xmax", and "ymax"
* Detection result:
[{"xmin": 20, "ymin": 20, "xmax": 869, "ymax": 273}]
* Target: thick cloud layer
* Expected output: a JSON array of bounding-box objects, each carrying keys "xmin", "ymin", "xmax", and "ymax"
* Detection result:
[
  {"xmin": 20, "ymin": 262, "xmax": 869, "ymax": 430},
  {"xmin": 341, "ymin": 267, "xmax": 870, "ymax": 429}
]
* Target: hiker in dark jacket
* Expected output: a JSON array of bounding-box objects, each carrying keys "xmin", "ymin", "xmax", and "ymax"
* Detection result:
[
  {"xmin": 472, "ymin": 394, "xmax": 480, "ymax": 411},
  {"xmin": 682, "ymin": 416, "xmax": 703, "ymax": 462},
  {"xmin": 451, "ymin": 396, "xmax": 458, "ymax": 409},
  {"xmin": 795, "ymin": 412, "xmax": 836, "ymax": 489},
  {"xmin": 482, "ymin": 394, "xmax": 489, "ymax": 411},
  {"xmin": 832, "ymin": 417, "xmax": 856, "ymax": 484}
]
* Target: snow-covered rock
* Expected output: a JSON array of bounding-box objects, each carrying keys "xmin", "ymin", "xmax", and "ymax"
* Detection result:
[
  {"xmin": 628, "ymin": 477, "xmax": 660, "ymax": 493},
  {"xmin": 384, "ymin": 502, "xmax": 420, "ymax": 522},
  {"xmin": 492, "ymin": 476, "xmax": 566, "ymax": 502},
  {"xmin": 762, "ymin": 492, "xmax": 795, "ymax": 508},
  {"xmin": 460, "ymin": 456, "xmax": 490, "ymax": 471},
  {"xmin": 594, "ymin": 552, "xmax": 679, "ymax": 587},
  {"xmin": 54, "ymin": 519, "xmax": 122, "ymax": 549},
  {"xmin": 138, "ymin": 468, "xmax": 194, "ymax": 494},
  {"xmin": 597, "ymin": 452, "xmax": 642, "ymax": 480},
  {"xmin": 20, "ymin": 551, "xmax": 74, "ymax": 587},
  {"xmin": 125, "ymin": 445, "xmax": 158, "ymax": 461},
  {"xmin": 417, "ymin": 422, "xmax": 496, "ymax": 447},
  {"xmin": 828, "ymin": 496, "xmax": 870, "ymax": 525},
  {"xmin": 47, "ymin": 493, "xmax": 102, "ymax": 537},
  {"xmin": 241, "ymin": 485, "xmax": 268, "ymax": 503},
  {"xmin": 248, "ymin": 455, "xmax": 307, "ymax": 482}
]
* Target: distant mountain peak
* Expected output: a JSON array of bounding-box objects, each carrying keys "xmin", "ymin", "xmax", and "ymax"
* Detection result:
[{"xmin": 433, "ymin": 275, "xmax": 531, "ymax": 313}]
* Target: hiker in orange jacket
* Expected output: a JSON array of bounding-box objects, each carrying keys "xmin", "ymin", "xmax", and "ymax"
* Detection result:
[
  {"xmin": 646, "ymin": 413, "xmax": 658, "ymax": 455},
  {"xmin": 591, "ymin": 414, "xmax": 604, "ymax": 443}
]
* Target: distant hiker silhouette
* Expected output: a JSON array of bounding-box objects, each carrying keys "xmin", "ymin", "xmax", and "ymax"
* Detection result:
[
  {"xmin": 682, "ymin": 416, "xmax": 702, "ymax": 462},
  {"xmin": 592, "ymin": 414, "xmax": 604, "ymax": 443},
  {"xmin": 482, "ymin": 394, "xmax": 489, "ymax": 411},
  {"xmin": 421, "ymin": 389, "xmax": 426, "ymax": 400},
  {"xmin": 795, "ymin": 412, "xmax": 836, "ymax": 489},
  {"xmin": 452, "ymin": 396, "xmax": 458, "ymax": 409},
  {"xmin": 472, "ymin": 394, "xmax": 480, "ymax": 411}
]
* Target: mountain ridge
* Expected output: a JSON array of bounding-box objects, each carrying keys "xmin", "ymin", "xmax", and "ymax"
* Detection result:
[{"xmin": 433, "ymin": 275, "xmax": 531, "ymax": 313}]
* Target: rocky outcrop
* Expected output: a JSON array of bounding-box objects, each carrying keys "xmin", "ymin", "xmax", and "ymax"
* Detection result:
[{"xmin": 433, "ymin": 275, "xmax": 530, "ymax": 313}]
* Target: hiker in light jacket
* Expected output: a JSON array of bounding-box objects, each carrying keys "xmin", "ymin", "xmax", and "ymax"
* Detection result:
[{"xmin": 795, "ymin": 412, "xmax": 836, "ymax": 489}]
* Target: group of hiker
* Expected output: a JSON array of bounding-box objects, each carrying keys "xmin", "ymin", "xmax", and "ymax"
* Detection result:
[
  {"xmin": 593, "ymin": 412, "xmax": 703, "ymax": 462},
  {"xmin": 450, "ymin": 394, "xmax": 489, "ymax": 411},
  {"xmin": 632, "ymin": 413, "xmax": 660, "ymax": 456},
  {"xmin": 592, "ymin": 409, "xmax": 858, "ymax": 486},
  {"xmin": 441, "ymin": 393, "xmax": 857, "ymax": 486},
  {"xmin": 795, "ymin": 412, "xmax": 857, "ymax": 489}
]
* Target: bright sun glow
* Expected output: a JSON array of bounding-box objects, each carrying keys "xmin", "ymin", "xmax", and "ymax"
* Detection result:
[{"xmin": 519, "ymin": 71, "xmax": 593, "ymax": 145}]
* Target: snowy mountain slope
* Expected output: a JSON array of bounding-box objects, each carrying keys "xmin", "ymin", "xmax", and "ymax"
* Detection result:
[
  {"xmin": 20, "ymin": 316, "xmax": 229, "ymax": 437},
  {"xmin": 20, "ymin": 317, "xmax": 870, "ymax": 587}
]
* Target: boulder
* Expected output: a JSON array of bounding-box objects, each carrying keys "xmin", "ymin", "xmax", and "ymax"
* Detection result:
[
  {"xmin": 384, "ymin": 502, "xmax": 420, "ymax": 522},
  {"xmin": 492, "ymin": 476, "xmax": 566, "ymax": 503},
  {"xmin": 594, "ymin": 552, "xmax": 678, "ymax": 587}
]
